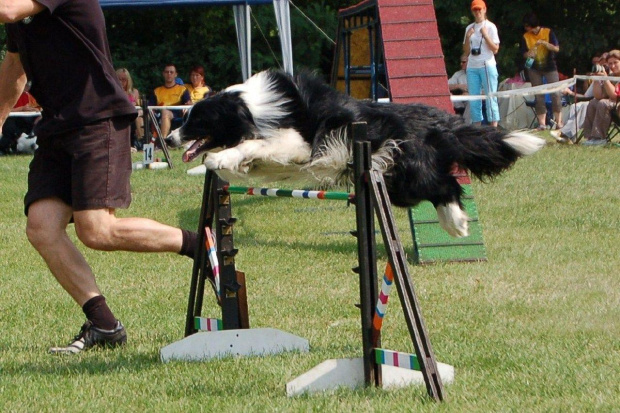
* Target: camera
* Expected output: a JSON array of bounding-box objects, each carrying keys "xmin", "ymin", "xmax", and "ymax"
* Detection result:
[
  {"xmin": 591, "ymin": 64, "xmax": 605, "ymax": 73},
  {"xmin": 471, "ymin": 48, "xmax": 481, "ymax": 56}
]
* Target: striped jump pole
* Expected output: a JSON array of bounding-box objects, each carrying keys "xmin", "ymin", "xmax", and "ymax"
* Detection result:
[
  {"xmin": 224, "ymin": 185, "xmax": 354, "ymax": 202},
  {"xmin": 371, "ymin": 262, "xmax": 394, "ymax": 347},
  {"xmin": 204, "ymin": 227, "xmax": 221, "ymax": 296}
]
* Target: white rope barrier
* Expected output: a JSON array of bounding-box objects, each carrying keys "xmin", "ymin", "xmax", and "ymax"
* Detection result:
[
  {"xmin": 146, "ymin": 105, "xmax": 191, "ymax": 110},
  {"xmin": 451, "ymin": 74, "xmax": 620, "ymax": 103},
  {"xmin": 7, "ymin": 112, "xmax": 41, "ymax": 117}
]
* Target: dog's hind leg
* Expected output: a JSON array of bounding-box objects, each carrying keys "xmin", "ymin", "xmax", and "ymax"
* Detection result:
[{"xmin": 435, "ymin": 202, "xmax": 469, "ymax": 237}]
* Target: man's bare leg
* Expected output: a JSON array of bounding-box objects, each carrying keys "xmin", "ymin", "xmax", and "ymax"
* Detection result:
[{"xmin": 26, "ymin": 198, "xmax": 101, "ymax": 306}]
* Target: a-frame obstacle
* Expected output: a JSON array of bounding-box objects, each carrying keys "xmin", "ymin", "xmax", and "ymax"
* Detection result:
[{"xmin": 161, "ymin": 124, "xmax": 453, "ymax": 400}]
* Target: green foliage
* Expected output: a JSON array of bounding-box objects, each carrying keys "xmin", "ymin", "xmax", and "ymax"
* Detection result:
[
  {"xmin": 2, "ymin": 1, "xmax": 617, "ymax": 90},
  {"xmin": 105, "ymin": 6, "xmax": 239, "ymax": 93},
  {"xmin": 103, "ymin": 1, "xmax": 357, "ymax": 95},
  {"xmin": 436, "ymin": 0, "xmax": 619, "ymax": 78}
]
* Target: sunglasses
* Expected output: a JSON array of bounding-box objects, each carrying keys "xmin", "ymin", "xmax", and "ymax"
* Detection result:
[{"xmin": 472, "ymin": 8, "xmax": 482, "ymax": 11}]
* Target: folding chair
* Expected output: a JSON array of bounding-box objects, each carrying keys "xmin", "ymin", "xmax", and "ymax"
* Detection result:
[
  {"xmin": 523, "ymin": 97, "xmax": 538, "ymax": 129},
  {"xmin": 575, "ymin": 101, "xmax": 620, "ymax": 144},
  {"xmin": 606, "ymin": 102, "xmax": 620, "ymax": 143}
]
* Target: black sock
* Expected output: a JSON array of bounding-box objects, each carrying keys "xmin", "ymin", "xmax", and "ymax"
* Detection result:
[
  {"xmin": 179, "ymin": 229, "xmax": 198, "ymax": 259},
  {"xmin": 82, "ymin": 295, "xmax": 117, "ymax": 330}
]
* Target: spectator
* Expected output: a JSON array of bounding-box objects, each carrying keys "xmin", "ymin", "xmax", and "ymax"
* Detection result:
[
  {"xmin": 463, "ymin": 0, "xmax": 500, "ymax": 127},
  {"xmin": 151, "ymin": 64, "xmax": 191, "ymax": 138},
  {"xmin": 186, "ymin": 65, "xmax": 213, "ymax": 104},
  {"xmin": 581, "ymin": 49, "xmax": 620, "ymax": 146},
  {"xmin": 551, "ymin": 83, "xmax": 594, "ymax": 144},
  {"xmin": 116, "ymin": 68, "xmax": 143, "ymax": 151},
  {"xmin": 599, "ymin": 52, "xmax": 610, "ymax": 74},
  {"xmin": 0, "ymin": 81, "xmax": 41, "ymax": 154},
  {"xmin": 520, "ymin": 12, "xmax": 562, "ymax": 130},
  {"xmin": 0, "ymin": 0, "xmax": 198, "ymax": 354},
  {"xmin": 448, "ymin": 54, "xmax": 469, "ymax": 116}
]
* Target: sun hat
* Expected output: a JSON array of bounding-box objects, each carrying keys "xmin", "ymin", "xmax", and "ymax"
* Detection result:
[{"xmin": 471, "ymin": 0, "xmax": 486, "ymax": 10}]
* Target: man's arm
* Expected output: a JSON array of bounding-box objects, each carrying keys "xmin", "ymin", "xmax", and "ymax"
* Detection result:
[
  {"xmin": 0, "ymin": 0, "xmax": 45, "ymax": 23},
  {"xmin": 0, "ymin": 52, "xmax": 27, "ymax": 128}
]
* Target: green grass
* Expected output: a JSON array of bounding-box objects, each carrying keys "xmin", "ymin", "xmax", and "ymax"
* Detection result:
[{"xmin": 0, "ymin": 135, "xmax": 618, "ymax": 411}]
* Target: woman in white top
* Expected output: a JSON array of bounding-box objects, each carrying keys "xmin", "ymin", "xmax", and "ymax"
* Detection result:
[{"xmin": 463, "ymin": 0, "xmax": 500, "ymax": 126}]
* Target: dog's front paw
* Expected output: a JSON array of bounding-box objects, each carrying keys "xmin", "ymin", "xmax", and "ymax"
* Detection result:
[
  {"xmin": 204, "ymin": 150, "xmax": 245, "ymax": 172},
  {"xmin": 203, "ymin": 154, "xmax": 223, "ymax": 170}
]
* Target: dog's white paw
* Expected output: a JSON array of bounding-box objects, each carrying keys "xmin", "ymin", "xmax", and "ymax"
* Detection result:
[
  {"xmin": 436, "ymin": 202, "xmax": 469, "ymax": 238},
  {"xmin": 204, "ymin": 150, "xmax": 246, "ymax": 172}
]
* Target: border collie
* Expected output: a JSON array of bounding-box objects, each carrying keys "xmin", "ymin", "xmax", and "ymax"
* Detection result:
[{"xmin": 166, "ymin": 70, "xmax": 544, "ymax": 237}]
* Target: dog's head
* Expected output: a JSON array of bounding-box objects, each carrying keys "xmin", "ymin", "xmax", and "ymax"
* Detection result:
[{"xmin": 166, "ymin": 92, "xmax": 255, "ymax": 163}]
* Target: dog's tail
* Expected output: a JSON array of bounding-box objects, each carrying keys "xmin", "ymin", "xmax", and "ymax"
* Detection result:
[{"xmin": 440, "ymin": 125, "xmax": 545, "ymax": 180}]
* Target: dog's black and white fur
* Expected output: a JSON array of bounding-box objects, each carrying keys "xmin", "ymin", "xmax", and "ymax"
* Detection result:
[{"xmin": 167, "ymin": 70, "xmax": 544, "ymax": 237}]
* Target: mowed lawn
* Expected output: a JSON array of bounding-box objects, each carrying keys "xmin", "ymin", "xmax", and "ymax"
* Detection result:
[{"xmin": 0, "ymin": 134, "xmax": 618, "ymax": 411}]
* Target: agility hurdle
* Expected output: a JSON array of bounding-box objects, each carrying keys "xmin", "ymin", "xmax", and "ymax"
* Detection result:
[{"xmin": 160, "ymin": 123, "xmax": 452, "ymax": 401}]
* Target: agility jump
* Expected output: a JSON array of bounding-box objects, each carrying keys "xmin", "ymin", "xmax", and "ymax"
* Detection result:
[{"xmin": 162, "ymin": 123, "xmax": 452, "ymax": 400}]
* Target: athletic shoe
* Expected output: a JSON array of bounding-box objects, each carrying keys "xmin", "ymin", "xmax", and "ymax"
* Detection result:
[
  {"xmin": 582, "ymin": 139, "xmax": 607, "ymax": 146},
  {"xmin": 551, "ymin": 130, "xmax": 573, "ymax": 144},
  {"xmin": 49, "ymin": 320, "xmax": 127, "ymax": 354}
]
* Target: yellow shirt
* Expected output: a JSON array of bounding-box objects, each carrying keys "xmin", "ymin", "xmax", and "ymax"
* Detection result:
[
  {"xmin": 186, "ymin": 84, "xmax": 212, "ymax": 104},
  {"xmin": 523, "ymin": 27, "xmax": 555, "ymax": 70},
  {"xmin": 153, "ymin": 84, "xmax": 190, "ymax": 106}
]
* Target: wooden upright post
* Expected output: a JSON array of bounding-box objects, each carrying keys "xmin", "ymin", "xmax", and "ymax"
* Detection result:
[{"xmin": 352, "ymin": 125, "xmax": 382, "ymax": 387}]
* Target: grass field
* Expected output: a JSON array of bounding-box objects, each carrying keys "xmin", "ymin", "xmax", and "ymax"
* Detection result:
[{"xmin": 0, "ymin": 133, "xmax": 618, "ymax": 411}]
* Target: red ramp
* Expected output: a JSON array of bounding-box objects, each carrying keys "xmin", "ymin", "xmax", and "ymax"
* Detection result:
[
  {"xmin": 378, "ymin": 0, "xmax": 452, "ymax": 111},
  {"xmin": 332, "ymin": 0, "xmax": 452, "ymax": 113}
]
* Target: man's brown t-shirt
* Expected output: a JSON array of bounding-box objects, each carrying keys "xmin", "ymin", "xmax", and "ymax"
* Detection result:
[{"xmin": 5, "ymin": 0, "xmax": 136, "ymax": 136}]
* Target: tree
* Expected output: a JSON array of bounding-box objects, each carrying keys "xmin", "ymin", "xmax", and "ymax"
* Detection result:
[
  {"xmin": 435, "ymin": 0, "xmax": 619, "ymax": 78},
  {"xmin": 104, "ymin": 1, "xmax": 358, "ymax": 94}
]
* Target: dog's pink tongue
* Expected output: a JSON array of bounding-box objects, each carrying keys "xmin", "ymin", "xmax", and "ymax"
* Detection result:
[{"xmin": 183, "ymin": 140, "xmax": 203, "ymax": 163}]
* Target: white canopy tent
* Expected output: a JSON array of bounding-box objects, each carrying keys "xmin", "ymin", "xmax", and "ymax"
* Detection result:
[{"xmin": 98, "ymin": 0, "xmax": 293, "ymax": 80}]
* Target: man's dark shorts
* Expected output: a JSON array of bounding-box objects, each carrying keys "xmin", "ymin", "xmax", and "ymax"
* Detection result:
[{"xmin": 24, "ymin": 116, "xmax": 133, "ymax": 215}]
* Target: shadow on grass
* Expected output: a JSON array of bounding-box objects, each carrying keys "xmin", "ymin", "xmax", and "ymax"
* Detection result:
[{"xmin": 1, "ymin": 351, "xmax": 160, "ymax": 377}]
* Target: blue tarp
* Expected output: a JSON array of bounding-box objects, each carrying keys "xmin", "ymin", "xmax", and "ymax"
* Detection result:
[{"xmin": 99, "ymin": 0, "xmax": 273, "ymax": 7}]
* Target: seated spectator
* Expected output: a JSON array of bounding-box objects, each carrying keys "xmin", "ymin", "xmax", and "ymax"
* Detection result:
[
  {"xmin": 581, "ymin": 50, "xmax": 620, "ymax": 146},
  {"xmin": 186, "ymin": 65, "xmax": 213, "ymax": 104},
  {"xmin": 448, "ymin": 55, "xmax": 469, "ymax": 116},
  {"xmin": 150, "ymin": 63, "xmax": 191, "ymax": 138},
  {"xmin": 551, "ymin": 83, "xmax": 594, "ymax": 143},
  {"xmin": 0, "ymin": 81, "xmax": 41, "ymax": 154},
  {"xmin": 116, "ymin": 68, "xmax": 144, "ymax": 151}
]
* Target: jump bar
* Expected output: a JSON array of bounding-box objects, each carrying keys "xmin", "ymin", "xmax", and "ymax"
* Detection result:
[{"xmin": 224, "ymin": 186, "xmax": 354, "ymax": 202}]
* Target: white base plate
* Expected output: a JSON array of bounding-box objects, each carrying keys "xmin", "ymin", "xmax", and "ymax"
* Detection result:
[
  {"xmin": 286, "ymin": 357, "xmax": 454, "ymax": 397},
  {"xmin": 160, "ymin": 328, "xmax": 309, "ymax": 362},
  {"xmin": 187, "ymin": 164, "xmax": 207, "ymax": 176}
]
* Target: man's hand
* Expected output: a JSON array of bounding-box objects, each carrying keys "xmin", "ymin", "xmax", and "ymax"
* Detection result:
[
  {"xmin": 0, "ymin": 52, "xmax": 27, "ymax": 128},
  {"xmin": 0, "ymin": 0, "xmax": 45, "ymax": 23}
]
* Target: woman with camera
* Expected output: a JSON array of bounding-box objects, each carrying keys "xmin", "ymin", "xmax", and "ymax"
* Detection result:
[
  {"xmin": 520, "ymin": 12, "xmax": 562, "ymax": 131},
  {"xmin": 463, "ymin": 0, "xmax": 500, "ymax": 127},
  {"xmin": 581, "ymin": 50, "xmax": 620, "ymax": 146}
]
